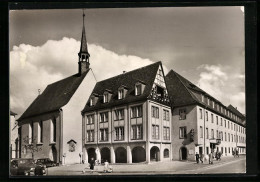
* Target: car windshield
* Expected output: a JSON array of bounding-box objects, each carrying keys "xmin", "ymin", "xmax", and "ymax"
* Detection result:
[{"xmin": 19, "ymin": 159, "xmax": 34, "ymax": 164}]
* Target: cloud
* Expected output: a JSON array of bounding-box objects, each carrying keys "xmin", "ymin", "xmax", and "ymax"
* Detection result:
[
  {"xmin": 10, "ymin": 37, "xmax": 163, "ymax": 118},
  {"xmin": 197, "ymin": 64, "xmax": 245, "ymax": 114}
]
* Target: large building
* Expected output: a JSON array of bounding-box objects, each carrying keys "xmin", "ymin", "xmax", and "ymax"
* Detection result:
[
  {"xmin": 82, "ymin": 63, "xmax": 246, "ymax": 163},
  {"xmin": 10, "ymin": 110, "xmax": 19, "ymax": 159},
  {"xmin": 81, "ymin": 62, "xmax": 172, "ymax": 164},
  {"xmin": 17, "ymin": 14, "xmax": 96, "ymax": 164},
  {"xmin": 165, "ymin": 70, "xmax": 246, "ymax": 161}
]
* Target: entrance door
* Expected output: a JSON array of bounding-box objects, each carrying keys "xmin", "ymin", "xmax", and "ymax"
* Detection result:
[
  {"xmin": 150, "ymin": 146, "xmax": 160, "ymax": 161},
  {"xmin": 180, "ymin": 147, "xmax": 187, "ymax": 160},
  {"xmin": 199, "ymin": 147, "xmax": 203, "ymax": 155}
]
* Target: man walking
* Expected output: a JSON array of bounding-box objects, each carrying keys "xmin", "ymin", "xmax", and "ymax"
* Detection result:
[{"xmin": 195, "ymin": 152, "xmax": 200, "ymax": 163}]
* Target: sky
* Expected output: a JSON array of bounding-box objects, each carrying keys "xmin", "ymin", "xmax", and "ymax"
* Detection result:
[{"xmin": 9, "ymin": 7, "xmax": 245, "ymax": 118}]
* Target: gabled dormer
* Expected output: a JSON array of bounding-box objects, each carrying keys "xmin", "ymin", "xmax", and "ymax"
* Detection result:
[
  {"xmin": 89, "ymin": 93, "xmax": 99, "ymax": 106},
  {"xmin": 149, "ymin": 64, "xmax": 170, "ymax": 103},
  {"xmin": 103, "ymin": 89, "xmax": 112, "ymax": 103},
  {"xmin": 118, "ymin": 85, "xmax": 128, "ymax": 99},
  {"xmin": 135, "ymin": 80, "xmax": 146, "ymax": 96}
]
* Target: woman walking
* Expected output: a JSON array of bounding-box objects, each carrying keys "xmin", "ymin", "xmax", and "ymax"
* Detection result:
[{"xmin": 89, "ymin": 157, "xmax": 95, "ymax": 173}]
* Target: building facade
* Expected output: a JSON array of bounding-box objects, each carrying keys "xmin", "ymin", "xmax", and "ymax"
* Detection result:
[
  {"xmin": 82, "ymin": 62, "xmax": 173, "ymax": 164},
  {"xmin": 17, "ymin": 14, "xmax": 96, "ymax": 164},
  {"xmin": 166, "ymin": 70, "xmax": 246, "ymax": 161},
  {"xmin": 10, "ymin": 111, "xmax": 19, "ymax": 159}
]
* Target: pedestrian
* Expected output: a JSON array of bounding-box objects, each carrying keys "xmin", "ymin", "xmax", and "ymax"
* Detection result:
[
  {"xmin": 103, "ymin": 160, "xmax": 109, "ymax": 172},
  {"xmin": 209, "ymin": 152, "xmax": 213, "ymax": 164},
  {"xmin": 218, "ymin": 152, "xmax": 222, "ymax": 161},
  {"xmin": 236, "ymin": 150, "xmax": 239, "ymax": 158},
  {"xmin": 199, "ymin": 153, "xmax": 204, "ymax": 163},
  {"xmin": 232, "ymin": 150, "xmax": 235, "ymax": 157},
  {"xmin": 89, "ymin": 157, "xmax": 95, "ymax": 173},
  {"xmin": 195, "ymin": 152, "xmax": 200, "ymax": 163}
]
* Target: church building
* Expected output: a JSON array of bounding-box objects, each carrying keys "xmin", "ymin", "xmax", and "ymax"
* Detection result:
[{"xmin": 17, "ymin": 13, "xmax": 96, "ymax": 165}]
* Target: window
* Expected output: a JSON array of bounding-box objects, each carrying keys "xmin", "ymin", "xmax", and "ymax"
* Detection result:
[
  {"xmin": 38, "ymin": 121, "xmax": 43, "ymax": 143},
  {"xmin": 231, "ymin": 123, "xmax": 233, "ymax": 130},
  {"xmin": 50, "ymin": 119, "xmax": 56, "ymax": 142},
  {"xmin": 212, "ymin": 101, "xmax": 215, "ymax": 108},
  {"xmin": 115, "ymin": 127, "xmax": 124, "ymax": 141},
  {"xmin": 114, "ymin": 109, "xmax": 124, "ymax": 120},
  {"xmin": 163, "ymin": 127, "xmax": 170, "ymax": 140},
  {"xmin": 179, "ymin": 127, "xmax": 187, "ymax": 139},
  {"xmin": 206, "ymin": 128, "xmax": 209, "ymax": 139},
  {"xmin": 200, "ymin": 126, "xmax": 203, "ymax": 138},
  {"xmin": 163, "ymin": 110, "xmax": 170, "ymax": 121},
  {"xmin": 131, "ymin": 125, "xmax": 143, "ymax": 139},
  {"xmin": 211, "ymin": 129, "xmax": 214, "ymax": 139},
  {"xmin": 228, "ymin": 133, "xmax": 230, "ymax": 142},
  {"xmin": 206, "ymin": 111, "xmax": 208, "ymax": 121},
  {"xmin": 179, "ymin": 109, "xmax": 186, "ymax": 120},
  {"xmin": 211, "ymin": 114, "xmax": 214, "ymax": 123},
  {"xmin": 100, "ymin": 128, "xmax": 108, "ymax": 141},
  {"xmin": 216, "ymin": 116, "xmax": 218, "ymax": 125},
  {"xmin": 201, "ymin": 95, "xmax": 204, "ymax": 102},
  {"xmin": 152, "ymin": 125, "xmax": 159, "ymax": 139},
  {"xmin": 225, "ymin": 132, "xmax": 226, "ymax": 141},
  {"xmin": 207, "ymin": 98, "xmax": 210, "ymax": 105},
  {"xmin": 216, "ymin": 130, "xmax": 219, "ymax": 139},
  {"xmin": 103, "ymin": 93, "xmax": 108, "ymax": 103},
  {"xmin": 118, "ymin": 89, "xmax": 124, "ymax": 99},
  {"xmin": 224, "ymin": 119, "xmax": 226, "ymax": 128},
  {"xmin": 164, "ymin": 149, "xmax": 169, "ymax": 158},
  {"xmin": 220, "ymin": 118, "xmax": 222, "ymax": 126},
  {"xmin": 86, "ymin": 130, "xmax": 94, "ymax": 142},
  {"xmin": 228, "ymin": 121, "xmax": 230, "ymax": 129},
  {"xmin": 152, "ymin": 106, "xmax": 159, "ymax": 118},
  {"xmin": 87, "ymin": 114, "xmax": 94, "ymax": 124},
  {"xmin": 90, "ymin": 98, "xmax": 93, "ymax": 106},
  {"xmin": 199, "ymin": 108, "xmax": 203, "ymax": 119},
  {"xmin": 135, "ymin": 84, "xmax": 142, "ymax": 96},
  {"xmin": 100, "ymin": 112, "xmax": 108, "ymax": 123},
  {"xmin": 131, "ymin": 105, "xmax": 142, "ymax": 118},
  {"xmin": 231, "ymin": 134, "xmax": 233, "ymax": 142},
  {"xmin": 29, "ymin": 122, "xmax": 33, "ymax": 144}
]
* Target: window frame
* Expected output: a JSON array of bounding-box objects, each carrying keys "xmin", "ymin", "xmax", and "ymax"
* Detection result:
[{"xmin": 179, "ymin": 126, "xmax": 187, "ymax": 139}]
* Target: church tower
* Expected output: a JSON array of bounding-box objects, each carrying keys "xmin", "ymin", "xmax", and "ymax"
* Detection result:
[{"xmin": 78, "ymin": 10, "xmax": 90, "ymax": 75}]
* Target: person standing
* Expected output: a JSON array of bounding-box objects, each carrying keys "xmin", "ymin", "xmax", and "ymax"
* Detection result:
[
  {"xmin": 209, "ymin": 152, "xmax": 213, "ymax": 164},
  {"xmin": 195, "ymin": 152, "xmax": 200, "ymax": 163},
  {"xmin": 89, "ymin": 157, "xmax": 95, "ymax": 173}
]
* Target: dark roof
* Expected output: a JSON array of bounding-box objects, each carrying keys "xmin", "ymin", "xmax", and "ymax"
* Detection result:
[
  {"xmin": 166, "ymin": 69, "xmax": 245, "ymax": 125},
  {"xmin": 82, "ymin": 62, "xmax": 161, "ymax": 113},
  {"xmin": 10, "ymin": 111, "xmax": 17, "ymax": 116},
  {"xmin": 18, "ymin": 71, "xmax": 89, "ymax": 121},
  {"xmin": 227, "ymin": 105, "xmax": 245, "ymax": 120}
]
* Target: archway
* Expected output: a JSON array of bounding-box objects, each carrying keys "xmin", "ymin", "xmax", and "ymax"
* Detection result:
[
  {"xmin": 179, "ymin": 147, "xmax": 187, "ymax": 160},
  {"xmin": 87, "ymin": 148, "xmax": 96, "ymax": 162},
  {"xmin": 164, "ymin": 149, "xmax": 169, "ymax": 158},
  {"xmin": 150, "ymin": 146, "xmax": 160, "ymax": 161},
  {"xmin": 115, "ymin": 147, "xmax": 127, "ymax": 163},
  {"xmin": 132, "ymin": 146, "xmax": 146, "ymax": 163},
  {"xmin": 100, "ymin": 147, "xmax": 110, "ymax": 163}
]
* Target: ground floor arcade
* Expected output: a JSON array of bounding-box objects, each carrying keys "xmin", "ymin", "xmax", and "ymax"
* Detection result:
[{"xmin": 83, "ymin": 142, "xmax": 171, "ymax": 164}]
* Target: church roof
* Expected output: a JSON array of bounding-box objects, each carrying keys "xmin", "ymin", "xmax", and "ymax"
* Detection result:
[
  {"xmin": 166, "ymin": 69, "xmax": 245, "ymax": 126},
  {"xmin": 82, "ymin": 62, "xmax": 161, "ymax": 113},
  {"xmin": 18, "ymin": 71, "xmax": 89, "ymax": 121}
]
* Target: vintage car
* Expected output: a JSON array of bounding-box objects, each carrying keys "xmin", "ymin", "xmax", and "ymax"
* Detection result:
[
  {"xmin": 35, "ymin": 158, "xmax": 57, "ymax": 168},
  {"xmin": 10, "ymin": 158, "xmax": 46, "ymax": 176}
]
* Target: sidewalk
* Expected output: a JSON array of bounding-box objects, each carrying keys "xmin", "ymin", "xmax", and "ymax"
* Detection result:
[{"xmin": 47, "ymin": 155, "xmax": 245, "ymax": 175}]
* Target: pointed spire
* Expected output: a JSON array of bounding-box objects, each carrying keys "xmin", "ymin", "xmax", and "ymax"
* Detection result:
[{"xmin": 79, "ymin": 9, "xmax": 90, "ymax": 57}]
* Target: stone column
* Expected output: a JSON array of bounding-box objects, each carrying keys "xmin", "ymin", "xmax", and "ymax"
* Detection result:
[
  {"xmin": 96, "ymin": 147, "xmax": 101, "ymax": 163},
  {"xmin": 84, "ymin": 147, "xmax": 88, "ymax": 164},
  {"xmin": 160, "ymin": 143, "xmax": 163, "ymax": 161},
  {"xmin": 127, "ymin": 145, "xmax": 132, "ymax": 163},
  {"xmin": 146, "ymin": 143, "xmax": 150, "ymax": 163},
  {"xmin": 110, "ymin": 146, "xmax": 115, "ymax": 164}
]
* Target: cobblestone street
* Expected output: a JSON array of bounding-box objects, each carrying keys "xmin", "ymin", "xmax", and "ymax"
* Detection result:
[{"xmin": 46, "ymin": 155, "xmax": 245, "ymax": 175}]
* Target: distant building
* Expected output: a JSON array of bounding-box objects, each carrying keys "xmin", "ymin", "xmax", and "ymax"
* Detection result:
[
  {"xmin": 82, "ymin": 62, "xmax": 172, "ymax": 164},
  {"xmin": 17, "ymin": 14, "xmax": 96, "ymax": 164},
  {"xmin": 10, "ymin": 110, "xmax": 19, "ymax": 159},
  {"xmin": 165, "ymin": 70, "xmax": 246, "ymax": 161}
]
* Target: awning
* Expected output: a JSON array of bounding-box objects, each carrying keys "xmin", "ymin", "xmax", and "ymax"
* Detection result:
[{"xmin": 209, "ymin": 138, "xmax": 221, "ymax": 145}]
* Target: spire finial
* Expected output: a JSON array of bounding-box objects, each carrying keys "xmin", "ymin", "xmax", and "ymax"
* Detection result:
[{"xmin": 82, "ymin": 9, "xmax": 85, "ymax": 26}]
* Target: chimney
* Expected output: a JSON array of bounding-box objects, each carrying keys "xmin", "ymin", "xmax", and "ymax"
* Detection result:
[
  {"xmin": 123, "ymin": 71, "xmax": 126, "ymax": 74},
  {"xmin": 38, "ymin": 89, "xmax": 41, "ymax": 95}
]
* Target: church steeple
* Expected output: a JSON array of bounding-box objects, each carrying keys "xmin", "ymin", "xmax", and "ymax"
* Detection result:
[{"xmin": 78, "ymin": 9, "xmax": 90, "ymax": 75}]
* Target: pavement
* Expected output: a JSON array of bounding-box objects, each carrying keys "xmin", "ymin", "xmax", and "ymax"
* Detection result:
[{"xmin": 46, "ymin": 155, "xmax": 246, "ymax": 175}]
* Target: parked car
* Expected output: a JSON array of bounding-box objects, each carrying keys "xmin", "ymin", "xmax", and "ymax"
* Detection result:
[
  {"xmin": 10, "ymin": 158, "xmax": 46, "ymax": 176},
  {"xmin": 35, "ymin": 158, "xmax": 57, "ymax": 168}
]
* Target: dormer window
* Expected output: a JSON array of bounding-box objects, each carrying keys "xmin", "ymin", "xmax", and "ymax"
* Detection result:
[
  {"xmin": 89, "ymin": 93, "xmax": 98, "ymax": 106},
  {"xmin": 103, "ymin": 93, "xmax": 108, "ymax": 103},
  {"xmin": 103, "ymin": 90, "xmax": 112, "ymax": 103},
  {"xmin": 135, "ymin": 84, "xmax": 142, "ymax": 96},
  {"xmin": 118, "ymin": 89, "xmax": 124, "ymax": 99},
  {"xmin": 201, "ymin": 95, "xmax": 204, "ymax": 102}
]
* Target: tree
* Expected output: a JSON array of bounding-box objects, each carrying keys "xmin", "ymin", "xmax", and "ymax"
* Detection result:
[{"xmin": 22, "ymin": 136, "xmax": 42, "ymax": 159}]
